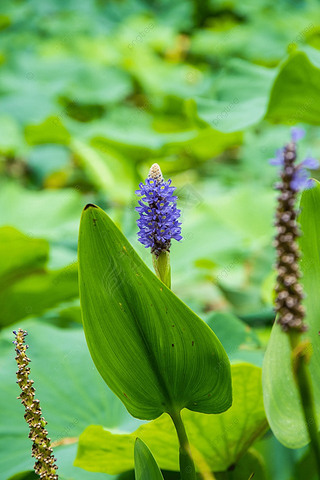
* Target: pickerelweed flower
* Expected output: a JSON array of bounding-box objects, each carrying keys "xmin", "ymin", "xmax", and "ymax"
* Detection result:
[
  {"xmin": 269, "ymin": 127, "xmax": 318, "ymax": 191},
  {"xmin": 270, "ymin": 127, "xmax": 319, "ymax": 332},
  {"xmin": 13, "ymin": 329, "xmax": 58, "ymax": 480},
  {"xmin": 135, "ymin": 164, "xmax": 182, "ymax": 257}
]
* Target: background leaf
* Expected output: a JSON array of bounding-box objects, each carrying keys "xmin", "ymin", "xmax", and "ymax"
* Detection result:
[
  {"xmin": 266, "ymin": 50, "xmax": 320, "ymax": 125},
  {"xmin": 75, "ymin": 363, "xmax": 268, "ymax": 474},
  {"xmin": 215, "ymin": 449, "xmax": 267, "ymax": 480},
  {"xmin": 0, "ymin": 226, "xmax": 48, "ymax": 286},
  {"xmin": 0, "ymin": 226, "xmax": 79, "ymax": 327},
  {"xmin": 207, "ymin": 312, "xmax": 263, "ymax": 365},
  {"xmin": 0, "ymin": 261, "xmax": 79, "ymax": 326},
  {"xmin": 191, "ymin": 49, "xmax": 320, "ymax": 132}
]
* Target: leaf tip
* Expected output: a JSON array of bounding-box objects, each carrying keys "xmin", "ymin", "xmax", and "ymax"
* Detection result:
[{"xmin": 84, "ymin": 203, "xmax": 98, "ymax": 211}]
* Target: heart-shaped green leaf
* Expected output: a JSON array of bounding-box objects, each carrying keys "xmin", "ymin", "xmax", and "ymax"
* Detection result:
[
  {"xmin": 75, "ymin": 363, "xmax": 267, "ymax": 474},
  {"xmin": 78, "ymin": 205, "xmax": 232, "ymax": 420},
  {"xmin": 134, "ymin": 438, "xmax": 164, "ymax": 480},
  {"xmin": 262, "ymin": 180, "xmax": 320, "ymax": 448}
]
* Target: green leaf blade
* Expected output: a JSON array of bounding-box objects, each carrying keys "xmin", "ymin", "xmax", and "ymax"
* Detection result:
[
  {"xmin": 78, "ymin": 205, "xmax": 232, "ymax": 420},
  {"xmin": 134, "ymin": 438, "xmax": 164, "ymax": 480}
]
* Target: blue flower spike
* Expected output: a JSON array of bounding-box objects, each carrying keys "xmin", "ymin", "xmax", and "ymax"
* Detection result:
[{"xmin": 135, "ymin": 163, "xmax": 182, "ymax": 288}]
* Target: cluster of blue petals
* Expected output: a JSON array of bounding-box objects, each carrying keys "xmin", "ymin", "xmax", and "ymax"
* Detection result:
[
  {"xmin": 269, "ymin": 127, "xmax": 319, "ymax": 191},
  {"xmin": 135, "ymin": 177, "xmax": 182, "ymax": 254}
]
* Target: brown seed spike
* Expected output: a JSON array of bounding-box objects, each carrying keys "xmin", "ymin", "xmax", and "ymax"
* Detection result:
[
  {"xmin": 13, "ymin": 329, "xmax": 59, "ymax": 479},
  {"xmin": 148, "ymin": 163, "xmax": 163, "ymax": 184}
]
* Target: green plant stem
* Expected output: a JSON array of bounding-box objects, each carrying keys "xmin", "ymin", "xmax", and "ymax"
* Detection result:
[
  {"xmin": 289, "ymin": 331, "xmax": 320, "ymax": 475},
  {"xmin": 152, "ymin": 251, "xmax": 171, "ymax": 289},
  {"xmin": 170, "ymin": 410, "xmax": 196, "ymax": 480}
]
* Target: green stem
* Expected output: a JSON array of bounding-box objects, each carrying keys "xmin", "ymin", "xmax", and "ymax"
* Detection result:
[
  {"xmin": 289, "ymin": 331, "xmax": 320, "ymax": 475},
  {"xmin": 152, "ymin": 251, "xmax": 171, "ymax": 289},
  {"xmin": 170, "ymin": 410, "xmax": 196, "ymax": 480}
]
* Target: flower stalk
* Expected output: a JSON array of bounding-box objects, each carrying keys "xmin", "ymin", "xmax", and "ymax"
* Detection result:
[
  {"xmin": 13, "ymin": 329, "xmax": 59, "ymax": 480},
  {"xmin": 152, "ymin": 251, "xmax": 171, "ymax": 289},
  {"xmin": 271, "ymin": 128, "xmax": 320, "ymax": 473}
]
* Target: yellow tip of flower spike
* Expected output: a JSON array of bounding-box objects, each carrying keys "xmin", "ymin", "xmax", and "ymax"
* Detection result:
[{"xmin": 148, "ymin": 163, "xmax": 163, "ymax": 183}]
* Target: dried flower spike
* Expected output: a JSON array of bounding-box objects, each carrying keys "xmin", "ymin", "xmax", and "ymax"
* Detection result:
[
  {"xmin": 135, "ymin": 163, "xmax": 182, "ymax": 256},
  {"xmin": 270, "ymin": 128, "xmax": 319, "ymax": 332},
  {"xmin": 14, "ymin": 329, "xmax": 58, "ymax": 480}
]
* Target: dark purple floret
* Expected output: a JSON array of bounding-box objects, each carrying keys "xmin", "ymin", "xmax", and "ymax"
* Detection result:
[
  {"xmin": 135, "ymin": 164, "xmax": 182, "ymax": 256},
  {"xmin": 270, "ymin": 128, "xmax": 319, "ymax": 332}
]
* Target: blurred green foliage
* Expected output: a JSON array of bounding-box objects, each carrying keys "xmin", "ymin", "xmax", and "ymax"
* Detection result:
[{"xmin": 1, "ymin": 0, "xmax": 320, "ymax": 479}]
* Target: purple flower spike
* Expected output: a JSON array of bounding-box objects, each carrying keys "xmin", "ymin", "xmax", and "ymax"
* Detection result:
[
  {"xmin": 270, "ymin": 129, "xmax": 318, "ymax": 192},
  {"xmin": 300, "ymin": 154, "xmax": 319, "ymax": 170},
  {"xmin": 269, "ymin": 148, "xmax": 284, "ymax": 166},
  {"xmin": 135, "ymin": 164, "xmax": 182, "ymax": 256},
  {"xmin": 291, "ymin": 167, "xmax": 310, "ymax": 191},
  {"xmin": 291, "ymin": 127, "xmax": 305, "ymax": 142}
]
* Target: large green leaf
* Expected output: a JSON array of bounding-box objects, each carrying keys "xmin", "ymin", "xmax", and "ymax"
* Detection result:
[
  {"xmin": 0, "ymin": 319, "xmax": 135, "ymax": 480},
  {"xmin": 75, "ymin": 363, "xmax": 268, "ymax": 474},
  {"xmin": 78, "ymin": 205, "xmax": 232, "ymax": 420},
  {"xmin": 262, "ymin": 180, "xmax": 320, "ymax": 448},
  {"xmin": 134, "ymin": 439, "xmax": 164, "ymax": 480}
]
